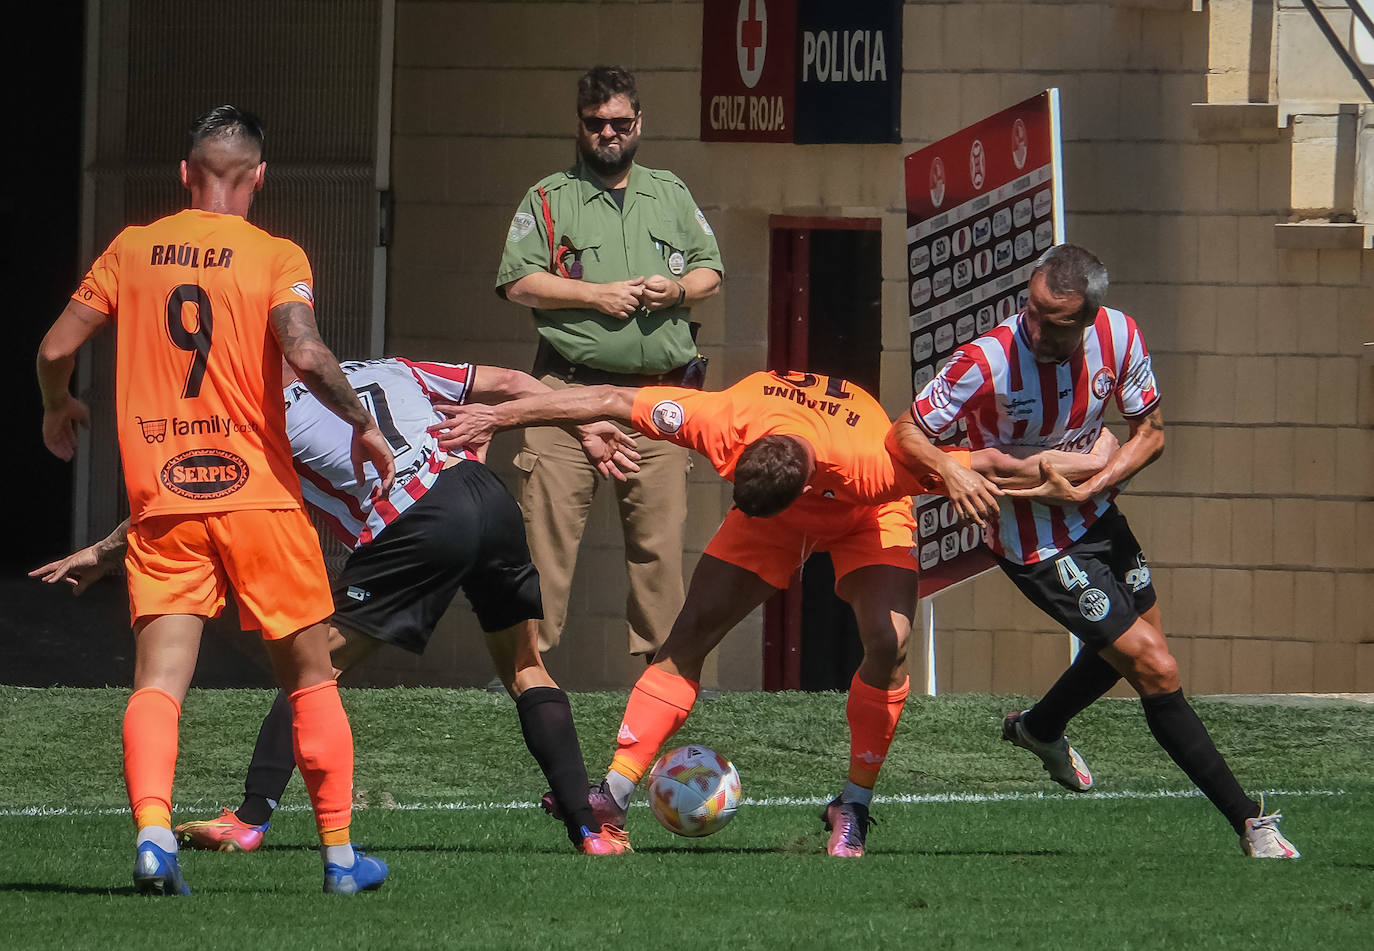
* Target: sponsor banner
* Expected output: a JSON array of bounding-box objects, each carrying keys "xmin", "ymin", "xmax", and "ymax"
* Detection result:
[
  {"xmin": 701, "ymin": 0, "xmax": 797, "ymax": 143},
  {"xmin": 700, "ymin": 0, "xmax": 900, "ymax": 144},
  {"xmin": 903, "ymin": 89, "xmax": 1065, "ymax": 597}
]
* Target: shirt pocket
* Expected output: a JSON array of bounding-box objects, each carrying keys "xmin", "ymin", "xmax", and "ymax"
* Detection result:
[
  {"xmin": 553, "ymin": 228, "xmax": 602, "ymax": 279},
  {"xmin": 647, "ymin": 226, "xmax": 689, "ymax": 277}
]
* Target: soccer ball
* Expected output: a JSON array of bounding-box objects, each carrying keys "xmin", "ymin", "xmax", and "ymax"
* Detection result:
[{"xmin": 646, "ymin": 745, "xmax": 741, "ymax": 837}]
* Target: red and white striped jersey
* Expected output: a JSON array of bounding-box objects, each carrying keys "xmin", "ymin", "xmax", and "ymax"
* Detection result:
[
  {"xmin": 284, "ymin": 358, "xmax": 480, "ymax": 548},
  {"xmin": 911, "ymin": 306, "xmax": 1160, "ymax": 565}
]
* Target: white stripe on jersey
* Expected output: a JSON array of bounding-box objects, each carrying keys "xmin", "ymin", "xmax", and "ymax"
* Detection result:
[
  {"xmin": 912, "ymin": 307, "xmax": 1159, "ymax": 565},
  {"xmin": 284, "ymin": 358, "xmax": 479, "ymax": 548}
]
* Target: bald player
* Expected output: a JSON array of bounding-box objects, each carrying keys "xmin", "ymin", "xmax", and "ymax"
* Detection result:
[{"xmin": 37, "ymin": 106, "xmax": 394, "ymax": 895}]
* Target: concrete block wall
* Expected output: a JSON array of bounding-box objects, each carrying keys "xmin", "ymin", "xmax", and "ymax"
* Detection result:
[{"xmin": 362, "ymin": 0, "xmax": 1373, "ymax": 695}]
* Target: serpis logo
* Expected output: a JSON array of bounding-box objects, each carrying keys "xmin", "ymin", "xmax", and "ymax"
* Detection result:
[{"xmin": 160, "ymin": 448, "xmax": 249, "ymax": 500}]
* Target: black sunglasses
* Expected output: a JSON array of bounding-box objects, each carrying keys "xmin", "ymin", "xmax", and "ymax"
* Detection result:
[{"xmin": 580, "ymin": 113, "xmax": 638, "ymax": 135}]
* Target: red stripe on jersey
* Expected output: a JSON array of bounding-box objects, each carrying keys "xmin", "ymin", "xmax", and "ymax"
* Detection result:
[
  {"xmin": 1077, "ymin": 498, "xmax": 1100, "ymax": 531},
  {"xmin": 1036, "ymin": 360, "xmax": 1060, "ymax": 438},
  {"xmin": 397, "ymin": 357, "xmax": 472, "ymax": 401},
  {"xmin": 293, "ymin": 459, "xmax": 368, "ymax": 526},
  {"xmin": 1003, "ymin": 327, "xmax": 1023, "ymax": 393},
  {"xmin": 1096, "ymin": 309, "xmax": 1117, "ymax": 383},
  {"xmin": 373, "ymin": 495, "xmax": 400, "ymax": 526},
  {"xmin": 404, "ymin": 472, "xmax": 428, "ymax": 503},
  {"xmin": 1048, "ymin": 505, "xmax": 1073, "ymax": 554},
  {"xmin": 1066, "ymin": 349, "xmax": 1089, "ymax": 430}
]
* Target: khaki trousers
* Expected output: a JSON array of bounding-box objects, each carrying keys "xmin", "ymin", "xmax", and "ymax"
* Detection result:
[{"xmin": 514, "ymin": 377, "xmax": 689, "ymax": 655}]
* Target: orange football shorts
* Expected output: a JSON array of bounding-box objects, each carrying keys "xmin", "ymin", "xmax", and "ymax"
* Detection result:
[
  {"xmin": 125, "ymin": 507, "xmax": 333, "ymax": 639},
  {"xmin": 704, "ymin": 494, "xmax": 917, "ymax": 590}
]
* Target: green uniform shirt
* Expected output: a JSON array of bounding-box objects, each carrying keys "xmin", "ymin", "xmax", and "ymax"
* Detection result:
[{"xmin": 496, "ymin": 162, "xmax": 724, "ymax": 375}]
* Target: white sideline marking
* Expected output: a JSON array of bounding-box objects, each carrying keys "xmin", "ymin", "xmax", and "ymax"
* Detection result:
[{"xmin": 0, "ymin": 787, "xmax": 1346, "ymax": 820}]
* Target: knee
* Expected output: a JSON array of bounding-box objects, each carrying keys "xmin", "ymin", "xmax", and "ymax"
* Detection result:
[
  {"xmin": 1131, "ymin": 645, "xmax": 1179, "ymax": 695},
  {"xmin": 859, "ymin": 618, "xmax": 909, "ymax": 670}
]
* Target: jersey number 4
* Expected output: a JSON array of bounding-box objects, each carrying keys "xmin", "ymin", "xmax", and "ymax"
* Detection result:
[
  {"xmin": 1054, "ymin": 555, "xmax": 1091, "ymax": 591},
  {"xmin": 166, "ymin": 284, "xmax": 212, "ymax": 399}
]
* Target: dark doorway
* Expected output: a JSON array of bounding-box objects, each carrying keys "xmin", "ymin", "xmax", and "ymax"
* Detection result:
[
  {"xmin": 762, "ymin": 218, "xmax": 882, "ymax": 691},
  {"xmin": 4, "ymin": 2, "xmax": 84, "ymax": 571}
]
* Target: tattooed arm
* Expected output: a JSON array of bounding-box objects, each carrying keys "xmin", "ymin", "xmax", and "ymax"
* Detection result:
[{"xmin": 269, "ymin": 301, "xmax": 395, "ymax": 493}]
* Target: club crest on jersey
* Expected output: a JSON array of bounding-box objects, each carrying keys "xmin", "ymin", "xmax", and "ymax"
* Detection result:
[
  {"xmin": 160, "ymin": 449, "xmax": 249, "ymax": 500},
  {"xmin": 1091, "ymin": 367, "xmax": 1115, "ymax": 400},
  {"xmin": 290, "ymin": 282, "xmax": 314, "ymax": 303},
  {"xmin": 650, "ymin": 400, "xmax": 685, "ymax": 434},
  {"xmin": 1078, "ymin": 587, "xmax": 1111, "ymax": 622},
  {"xmin": 927, "ymin": 375, "xmax": 953, "ymax": 409},
  {"xmin": 1124, "ymin": 355, "xmax": 1155, "ymax": 393}
]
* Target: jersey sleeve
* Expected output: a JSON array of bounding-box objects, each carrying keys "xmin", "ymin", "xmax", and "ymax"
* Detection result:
[
  {"xmin": 399, "ymin": 359, "xmax": 476, "ymax": 405},
  {"xmin": 630, "ymin": 385, "xmax": 738, "ymax": 474},
  {"xmin": 912, "ymin": 348, "xmax": 987, "ymax": 438},
  {"xmin": 495, "ymin": 186, "xmax": 553, "ymax": 290},
  {"xmin": 268, "ymin": 238, "xmax": 315, "ymax": 311},
  {"xmin": 1116, "ymin": 319, "xmax": 1160, "ymax": 419},
  {"xmin": 74, "ymin": 233, "xmax": 123, "ymax": 317}
]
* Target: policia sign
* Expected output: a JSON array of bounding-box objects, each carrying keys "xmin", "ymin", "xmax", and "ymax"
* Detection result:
[{"xmin": 700, "ymin": 0, "xmax": 901, "ymax": 144}]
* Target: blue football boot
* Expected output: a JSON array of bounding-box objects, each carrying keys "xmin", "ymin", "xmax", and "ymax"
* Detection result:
[
  {"xmin": 323, "ymin": 850, "xmax": 389, "ymax": 894},
  {"xmin": 133, "ymin": 841, "xmax": 191, "ymax": 896}
]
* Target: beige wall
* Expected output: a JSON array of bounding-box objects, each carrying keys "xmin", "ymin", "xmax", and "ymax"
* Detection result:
[{"xmin": 360, "ymin": 0, "xmax": 1373, "ymax": 694}]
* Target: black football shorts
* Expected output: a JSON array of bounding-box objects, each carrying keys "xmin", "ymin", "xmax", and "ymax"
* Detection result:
[
  {"xmin": 330, "ymin": 460, "xmax": 543, "ymax": 652},
  {"xmin": 994, "ymin": 505, "xmax": 1156, "ymax": 651}
]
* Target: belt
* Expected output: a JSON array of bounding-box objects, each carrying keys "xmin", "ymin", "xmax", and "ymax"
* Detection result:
[{"xmin": 533, "ymin": 341, "xmax": 691, "ymax": 387}]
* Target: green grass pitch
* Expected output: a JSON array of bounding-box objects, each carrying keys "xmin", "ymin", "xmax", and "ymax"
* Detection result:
[{"xmin": 1, "ymin": 686, "xmax": 1371, "ymax": 948}]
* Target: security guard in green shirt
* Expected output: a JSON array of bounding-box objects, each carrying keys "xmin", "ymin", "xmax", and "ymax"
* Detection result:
[{"xmin": 495, "ymin": 65, "xmax": 723, "ymax": 660}]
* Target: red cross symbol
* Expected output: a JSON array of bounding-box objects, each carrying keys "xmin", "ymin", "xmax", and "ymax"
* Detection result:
[{"xmin": 741, "ymin": 0, "xmax": 764, "ymax": 71}]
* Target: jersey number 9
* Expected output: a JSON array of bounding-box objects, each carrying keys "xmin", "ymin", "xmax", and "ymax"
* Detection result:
[{"xmin": 166, "ymin": 284, "xmax": 213, "ymax": 399}]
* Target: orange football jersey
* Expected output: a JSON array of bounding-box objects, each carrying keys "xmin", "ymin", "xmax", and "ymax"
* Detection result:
[
  {"xmin": 630, "ymin": 370, "xmax": 953, "ymax": 504},
  {"xmin": 75, "ymin": 209, "xmax": 313, "ymax": 521}
]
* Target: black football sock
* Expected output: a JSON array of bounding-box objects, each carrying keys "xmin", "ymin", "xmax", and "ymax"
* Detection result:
[
  {"xmin": 237, "ymin": 689, "xmax": 296, "ymax": 827},
  {"xmin": 1022, "ymin": 649, "xmax": 1122, "ymax": 743},
  {"xmin": 1141, "ymin": 689, "xmax": 1259, "ymax": 834},
  {"xmin": 516, "ymin": 686, "xmax": 599, "ymax": 844}
]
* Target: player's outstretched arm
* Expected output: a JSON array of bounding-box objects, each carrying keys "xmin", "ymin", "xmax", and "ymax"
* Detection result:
[
  {"xmin": 1005, "ymin": 409, "xmax": 1164, "ymax": 503},
  {"xmin": 29, "ymin": 518, "xmax": 129, "ymax": 595},
  {"xmin": 270, "ymin": 301, "xmax": 396, "ymax": 495},
  {"xmin": 430, "ymin": 385, "xmax": 639, "ymax": 455},
  {"xmin": 37, "ymin": 300, "xmax": 108, "ymax": 461},
  {"xmin": 886, "ymin": 412, "xmax": 1001, "ymax": 528},
  {"xmin": 971, "ymin": 427, "xmax": 1120, "ymax": 489},
  {"xmin": 464, "ymin": 366, "xmax": 640, "ymax": 480}
]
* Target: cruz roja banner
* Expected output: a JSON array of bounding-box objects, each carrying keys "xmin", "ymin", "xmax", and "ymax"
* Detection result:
[
  {"xmin": 904, "ymin": 89, "xmax": 1066, "ymax": 598},
  {"xmin": 699, "ymin": 0, "xmax": 901, "ymax": 144}
]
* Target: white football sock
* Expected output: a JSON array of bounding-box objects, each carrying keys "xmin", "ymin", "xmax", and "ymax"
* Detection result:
[
  {"xmin": 604, "ymin": 770, "xmax": 636, "ymax": 810},
  {"xmin": 136, "ymin": 825, "xmax": 178, "ymax": 852},
  {"xmin": 322, "ymin": 843, "xmax": 356, "ymax": 868}
]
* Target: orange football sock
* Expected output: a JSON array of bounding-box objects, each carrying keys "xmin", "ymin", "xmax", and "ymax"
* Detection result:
[
  {"xmin": 608, "ymin": 665, "xmax": 700, "ymax": 784},
  {"xmin": 123, "ymin": 686, "xmax": 181, "ymax": 830},
  {"xmin": 319, "ymin": 824, "xmax": 352, "ymax": 847},
  {"xmin": 845, "ymin": 672, "xmax": 910, "ymax": 789},
  {"xmin": 288, "ymin": 680, "xmax": 355, "ymax": 838}
]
